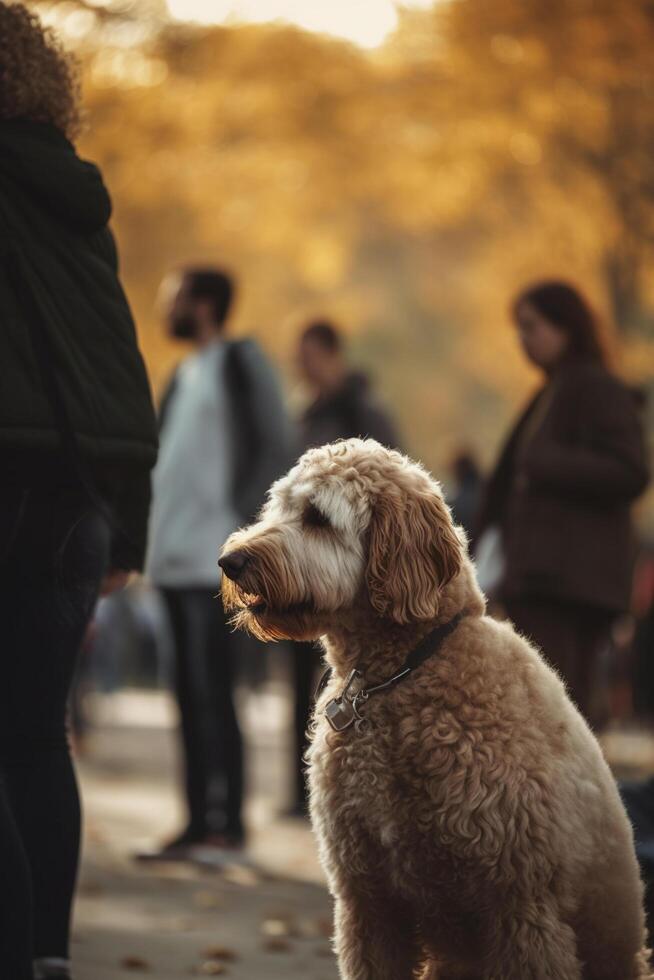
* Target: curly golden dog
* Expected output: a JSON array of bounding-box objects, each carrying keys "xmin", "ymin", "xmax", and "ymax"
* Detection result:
[{"xmin": 220, "ymin": 439, "xmax": 650, "ymax": 980}]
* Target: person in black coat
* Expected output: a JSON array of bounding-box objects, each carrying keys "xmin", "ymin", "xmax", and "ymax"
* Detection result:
[
  {"xmin": 289, "ymin": 319, "xmax": 401, "ymax": 814},
  {"xmin": 475, "ymin": 281, "xmax": 648, "ymax": 726},
  {"xmin": 0, "ymin": 6, "xmax": 158, "ymax": 978}
]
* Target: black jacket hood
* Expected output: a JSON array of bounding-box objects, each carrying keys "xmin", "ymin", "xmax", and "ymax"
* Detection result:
[{"xmin": 0, "ymin": 120, "xmax": 112, "ymax": 234}]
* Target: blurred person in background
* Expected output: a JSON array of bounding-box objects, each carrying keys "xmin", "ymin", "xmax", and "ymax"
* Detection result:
[
  {"xmin": 144, "ymin": 267, "xmax": 289, "ymax": 856},
  {"xmin": 298, "ymin": 319, "xmax": 400, "ymax": 451},
  {"xmin": 475, "ymin": 280, "xmax": 648, "ymax": 726},
  {"xmin": 0, "ymin": 4, "xmax": 158, "ymax": 978},
  {"xmin": 447, "ymin": 449, "xmax": 483, "ymax": 540},
  {"xmin": 288, "ymin": 318, "xmax": 401, "ymax": 815},
  {"xmin": 70, "ymin": 580, "xmax": 172, "ymax": 745}
]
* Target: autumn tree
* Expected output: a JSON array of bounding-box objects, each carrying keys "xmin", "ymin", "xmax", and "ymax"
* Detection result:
[
  {"xmin": 433, "ymin": 0, "xmax": 654, "ymax": 333},
  {"xmin": 29, "ymin": 0, "xmax": 654, "ymax": 489}
]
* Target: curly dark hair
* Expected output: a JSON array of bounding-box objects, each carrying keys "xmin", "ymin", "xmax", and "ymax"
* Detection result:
[{"xmin": 0, "ymin": 1, "xmax": 81, "ymax": 139}]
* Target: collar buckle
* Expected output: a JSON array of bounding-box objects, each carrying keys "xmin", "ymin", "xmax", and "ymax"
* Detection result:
[{"xmin": 325, "ymin": 669, "xmax": 365, "ymax": 733}]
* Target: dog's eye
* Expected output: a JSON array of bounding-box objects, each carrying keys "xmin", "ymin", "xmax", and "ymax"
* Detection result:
[{"xmin": 303, "ymin": 503, "xmax": 331, "ymax": 529}]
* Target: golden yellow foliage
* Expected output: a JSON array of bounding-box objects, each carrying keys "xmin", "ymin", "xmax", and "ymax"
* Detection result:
[{"xmin": 32, "ymin": 0, "xmax": 654, "ymax": 506}]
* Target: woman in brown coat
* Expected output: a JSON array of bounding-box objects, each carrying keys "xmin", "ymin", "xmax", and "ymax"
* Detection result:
[{"xmin": 477, "ymin": 281, "xmax": 649, "ymax": 724}]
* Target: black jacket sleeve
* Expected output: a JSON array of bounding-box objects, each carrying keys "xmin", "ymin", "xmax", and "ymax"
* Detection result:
[
  {"xmin": 3, "ymin": 246, "xmax": 156, "ymax": 571},
  {"xmin": 98, "ymin": 464, "xmax": 152, "ymax": 571},
  {"xmin": 226, "ymin": 340, "xmax": 292, "ymax": 522}
]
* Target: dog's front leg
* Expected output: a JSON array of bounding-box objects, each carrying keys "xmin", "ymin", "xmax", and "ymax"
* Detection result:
[
  {"xmin": 333, "ymin": 886, "xmax": 418, "ymax": 980},
  {"xmin": 481, "ymin": 904, "xmax": 582, "ymax": 980}
]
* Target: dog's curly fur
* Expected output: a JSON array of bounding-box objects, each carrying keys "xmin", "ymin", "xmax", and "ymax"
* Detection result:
[{"xmin": 222, "ymin": 439, "xmax": 651, "ymax": 979}]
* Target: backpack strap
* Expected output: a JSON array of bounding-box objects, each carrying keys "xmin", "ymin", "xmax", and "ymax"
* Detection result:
[{"xmin": 223, "ymin": 340, "xmax": 260, "ymax": 518}]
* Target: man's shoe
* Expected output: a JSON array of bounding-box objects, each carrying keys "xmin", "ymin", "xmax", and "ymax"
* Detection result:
[
  {"xmin": 133, "ymin": 828, "xmax": 204, "ymax": 863},
  {"xmin": 189, "ymin": 832, "xmax": 247, "ymax": 869}
]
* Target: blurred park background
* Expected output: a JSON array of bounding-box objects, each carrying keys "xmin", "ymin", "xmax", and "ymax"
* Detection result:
[
  {"xmin": 31, "ymin": 0, "xmax": 654, "ymax": 523},
  {"xmin": 20, "ymin": 1, "xmax": 654, "ymax": 975}
]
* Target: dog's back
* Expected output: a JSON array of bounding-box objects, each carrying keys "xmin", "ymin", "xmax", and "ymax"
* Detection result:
[
  {"xmin": 310, "ymin": 612, "xmax": 651, "ymax": 978},
  {"xmin": 478, "ymin": 615, "xmax": 649, "ymax": 979}
]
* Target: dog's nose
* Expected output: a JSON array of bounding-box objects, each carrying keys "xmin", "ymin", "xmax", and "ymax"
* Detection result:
[{"xmin": 219, "ymin": 550, "xmax": 250, "ymax": 581}]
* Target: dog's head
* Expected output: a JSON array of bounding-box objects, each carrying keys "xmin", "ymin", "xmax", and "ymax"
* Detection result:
[{"xmin": 220, "ymin": 439, "xmax": 465, "ymax": 641}]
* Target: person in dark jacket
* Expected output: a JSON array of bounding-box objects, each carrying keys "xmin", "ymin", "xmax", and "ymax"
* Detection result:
[
  {"xmin": 476, "ymin": 280, "xmax": 648, "ymax": 725},
  {"xmin": 143, "ymin": 267, "xmax": 290, "ymax": 856},
  {"xmin": 0, "ymin": 5, "xmax": 158, "ymax": 979},
  {"xmin": 298, "ymin": 319, "xmax": 400, "ymax": 451},
  {"xmin": 288, "ymin": 319, "xmax": 401, "ymax": 814}
]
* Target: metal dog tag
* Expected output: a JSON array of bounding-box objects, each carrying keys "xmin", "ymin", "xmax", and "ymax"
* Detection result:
[
  {"xmin": 325, "ymin": 696, "xmax": 357, "ymax": 732},
  {"xmin": 324, "ymin": 669, "xmax": 363, "ymax": 733}
]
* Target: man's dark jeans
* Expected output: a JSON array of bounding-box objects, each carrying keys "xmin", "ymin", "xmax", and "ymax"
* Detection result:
[
  {"xmin": 0, "ymin": 483, "xmax": 109, "ymax": 976},
  {"xmin": 162, "ymin": 589, "xmax": 244, "ymax": 841}
]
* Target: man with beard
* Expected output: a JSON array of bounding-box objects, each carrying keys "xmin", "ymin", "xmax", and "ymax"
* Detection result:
[{"xmin": 144, "ymin": 267, "xmax": 289, "ymax": 857}]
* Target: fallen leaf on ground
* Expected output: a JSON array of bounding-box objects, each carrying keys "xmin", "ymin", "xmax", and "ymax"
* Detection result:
[
  {"xmin": 193, "ymin": 962, "xmax": 227, "ymax": 976},
  {"xmin": 262, "ymin": 937, "xmax": 292, "ymax": 953},
  {"xmin": 221, "ymin": 864, "xmax": 260, "ymax": 887},
  {"xmin": 297, "ymin": 916, "xmax": 332, "ymax": 939},
  {"xmin": 193, "ymin": 890, "xmax": 223, "ymax": 910},
  {"xmin": 120, "ymin": 955, "xmax": 150, "ymax": 971},
  {"xmin": 202, "ymin": 945, "xmax": 237, "ymax": 961},
  {"xmin": 261, "ymin": 917, "xmax": 294, "ymax": 938}
]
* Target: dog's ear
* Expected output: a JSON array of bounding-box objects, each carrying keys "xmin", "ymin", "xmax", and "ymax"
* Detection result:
[{"xmin": 366, "ymin": 487, "xmax": 462, "ymax": 623}]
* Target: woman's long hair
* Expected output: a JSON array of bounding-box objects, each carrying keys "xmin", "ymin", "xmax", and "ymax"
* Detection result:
[
  {"xmin": 512, "ymin": 280, "xmax": 608, "ymax": 367},
  {"xmin": 0, "ymin": 2, "xmax": 81, "ymax": 140}
]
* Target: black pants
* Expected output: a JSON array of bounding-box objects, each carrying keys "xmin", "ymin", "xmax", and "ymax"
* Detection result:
[
  {"xmin": 291, "ymin": 642, "xmax": 322, "ymax": 809},
  {"xmin": 504, "ymin": 597, "xmax": 613, "ymax": 726},
  {"xmin": 162, "ymin": 590, "xmax": 244, "ymax": 840},
  {"xmin": 0, "ymin": 484, "xmax": 109, "ymax": 977}
]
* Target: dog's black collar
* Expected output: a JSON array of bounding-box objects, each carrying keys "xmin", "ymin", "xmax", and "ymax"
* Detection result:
[{"xmin": 318, "ymin": 612, "xmax": 466, "ymax": 734}]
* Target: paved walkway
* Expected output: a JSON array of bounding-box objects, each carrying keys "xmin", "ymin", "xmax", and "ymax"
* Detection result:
[
  {"xmin": 70, "ymin": 689, "xmax": 654, "ymax": 979},
  {"xmin": 72, "ymin": 689, "xmax": 338, "ymax": 979}
]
